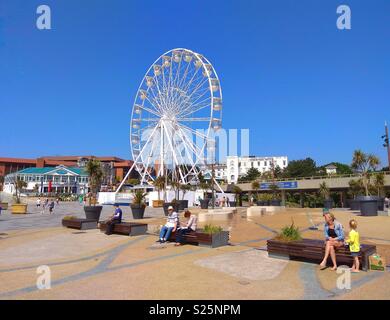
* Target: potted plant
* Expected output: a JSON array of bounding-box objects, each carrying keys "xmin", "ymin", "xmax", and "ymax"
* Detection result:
[
  {"xmin": 163, "ymin": 198, "xmax": 180, "ymax": 215},
  {"xmin": 0, "ymin": 186, "xmax": 8, "ymax": 210},
  {"xmin": 251, "ymin": 181, "xmax": 260, "ymax": 206},
  {"xmin": 372, "ymin": 172, "xmax": 385, "ymax": 211},
  {"xmin": 130, "ymin": 190, "xmax": 146, "ymax": 219},
  {"xmin": 319, "ymin": 181, "xmax": 333, "ymax": 209},
  {"xmin": 351, "ymin": 150, "xmax": 380, "ymax": 216},
  {"xmin": 152, "ymin": 176, "xmax": 165, "ymax": 207},
  {"xmin": 198, "ymin": 224, "xmax": 229, "ymax": 248},
  {"xmin": 199, "ymin": 181, "xmax": 211, "ymax": 209},
  {"xmin": 84, "ymin": 158, "xmax": 103, "ymax": 221},
  {"xmin": 230, "ymin": 185, "xmax": 242, "ymax": 207},
  {"xmin": 11, "ymin": 176, "xmax": 28, "ymax": 214},
  {"xmin": 347, "ymin": 179, "xmax": 364, "ymax": 210},
  {"xmin": 269, "ymin": 183, "xmax": 282, "ymax": 206},
  {"xmin": 274, "ymin": 221, "xmax": 302, "ymax": 242}
]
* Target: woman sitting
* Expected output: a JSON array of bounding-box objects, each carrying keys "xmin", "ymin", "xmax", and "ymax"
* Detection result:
[
  {"xmin": 175, "ymin": 210, "xmax": 198, "ymax": 246},
  {"xmin": 320, "ymin": 209, "xmax": 345, "ymax": 270}
]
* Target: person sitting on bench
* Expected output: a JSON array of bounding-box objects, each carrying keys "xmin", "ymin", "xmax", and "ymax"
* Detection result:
[
  {"xmin": 175, "ymin": 210, "xmax": 198, "ymax": 246},
  {"xmin": 105, "ymin": 204, "xmax": 123, "ymax": 235},
  {"xmin": 320, "ymin": 209, "xmax": 345, "ymax": 270},
  {"xmin": 157, "ymin": 206, "xmax": 178, "ymax": 243}
]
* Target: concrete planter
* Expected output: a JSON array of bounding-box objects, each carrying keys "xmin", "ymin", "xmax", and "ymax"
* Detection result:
[
  {"xmin": 152, "ymin": 200, "xmax": 164, "ymax": 208},
  {"xmin": 130, "ymin": 204, "xmax": 146, "ymax": 219},
  {"xmin": 270, "ymin": 199, "xmax": 282, "ymax": 206},
  {"xmin": 83, "ymin": 205, "xmax": 103, "ymax": 221},
  {"xmin": 163, "ymin": 202, "xmax": 180, "ymax": 215},
  {"xmin": 11, "ymin": 203, "xmax": 28, "ymax": 214},
  {"xmin": 229, "ymin": 201, "xmax": 237, "ymax": 207},
  {"xmin": 177, "ymin": 200, "xmax": 188, "ymax": 211},
  {"xmin": 349, "ymin": 199, "xmax": 361, "ymax": 210},
  {"xmin": 323, "ymin": 199, "xmax": 333, "ymax": 209},
  {"xmin": 359, "ymin": 196, "xmax": 378, "ymax": 216},
  {"xmin": 372, "ymin": 197, "xmax": 385, "ymax": 211},
  {"xmin": 200, "ymin": 199, "xmax": 210, "ymax": 209},
  {"xmin": 197, "ymin": 231, "xmax": 230, "ymax": 248}
]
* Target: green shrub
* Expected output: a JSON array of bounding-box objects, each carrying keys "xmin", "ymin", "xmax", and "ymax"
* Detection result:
[
  {"xmin": 275, "ymin": 220, "xmax": 302, "ymax": 242},
  {"xmin": 63, "ymin": 215, "xmax": 78, "ymax": 220},
  {"xmin": 203, "ymin": 224, "xmax": 223, "ymax": 234}
]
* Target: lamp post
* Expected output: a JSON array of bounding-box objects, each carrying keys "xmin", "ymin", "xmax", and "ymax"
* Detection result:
[{"xmin": 382, "ymin": 121, "xmax": 390, "ymax": 170}]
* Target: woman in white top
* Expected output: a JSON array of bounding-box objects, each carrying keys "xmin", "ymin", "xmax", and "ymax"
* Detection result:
[{"xmin": 175, "ymin": 210, "xmax": 198, "ymax": 246}]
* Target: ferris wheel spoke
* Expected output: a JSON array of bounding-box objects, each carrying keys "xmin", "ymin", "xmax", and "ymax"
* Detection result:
[
  {"xmin": 177, "ymin": 96, "xmax": 211, "ymax": 118},
  {"xmin": 162, "ymin": 123, "xmax": 186, "ymax": 183},
  {"xmin": 178, "ymin": 117, "xmax": 210, "ymax": 122},
  {"xmin": 176, "ymin": 125, "xmax": 206, "ymax": 164},
  {"xmin": 138, "ymin": 103, "xmax": 162, "ymax": 118}
]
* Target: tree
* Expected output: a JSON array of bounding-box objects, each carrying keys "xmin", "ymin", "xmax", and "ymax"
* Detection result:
[
  {"xmin": 351, "ymin": 150, "xmax": 380, "ymax": 196},
  {"xmin": 269, "ymin": 183, "xmax": 279, "ymax": 199},
  {"xmin": 85, "ymin": 158, "xmax": 103, "ymax": 204},
  {"xmin": 153, "ymin": 176, "xmax": 166, "ymax": 201},
  {"xmin": 372, "ymin": 172, "xmax": 385, "ymax": 196},
  {"xmin": 180, "ymin": 183, "xmax": 191, "ymax": 200},
  {"xmin": 241, "ymin": 167, "xmax": 261, "ymax": 181},
  {"xmin": 318, "ymin": 181, "xmax": 330, "ymax": 200},
  {"xmin": 348, "ymin": 179, "xmax": 364, "ymax": 198},
  {"xmin": 232, "ymin": 185, "xmax": 242, "ymax": 205},
  {"xmin": 12, "ymin": 176, "xmax": 27, "ymax": 204},
  {"xmin": 283, "ymin": 158, "xmax": 317, "ymax": 178}
]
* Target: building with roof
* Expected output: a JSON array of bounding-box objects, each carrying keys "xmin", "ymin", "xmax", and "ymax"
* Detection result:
[
  {"xmin": 0, "ymin": 156, "xmax": 138, "ymax": 191},
  {"xmin": 324, "ymin": 164, "xmax": 337, "ymax": 175},
  {"xmin": 3, "ymin": 165, "xmax": 89, "ymax": 195}
]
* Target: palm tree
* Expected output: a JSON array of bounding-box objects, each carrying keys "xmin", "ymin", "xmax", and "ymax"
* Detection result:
[
  {"xmin": 85, "ymin": 158, "xmax": 103, "ymax": 205},
  {"xmin": 372, "ymin": 172, "xmax": 385, "ymax": 196},
  {"xmin": 153, "ymin": 176, "xmax": 166, "ymax": 201},
  {"xmin": 351, "ymin": 150, "xmax": 380, "ymax": 196},
  {"xmin": 318, "ymin": 181, "xmax": 330, "ymax": 200},
  {"xmin": 348, "ymin": 179, "xmax": 364, "ymax": 198},
  {"xmin": 252, "ymin": 181, "xmax": 260, "ymax": 200}
]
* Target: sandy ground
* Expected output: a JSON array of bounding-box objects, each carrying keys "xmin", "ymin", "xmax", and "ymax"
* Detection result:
[{"xmin": 0, "ymin": 203, "xmax": 389, "ymax": 300}]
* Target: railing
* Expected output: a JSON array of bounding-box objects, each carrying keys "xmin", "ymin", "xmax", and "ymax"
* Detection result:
[{"xmin": 236, "ymin": 171, "xmax": 390, "ymax": 185}]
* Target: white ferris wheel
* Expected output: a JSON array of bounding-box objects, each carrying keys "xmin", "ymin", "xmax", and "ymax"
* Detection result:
[{"xmin": 117, "ymin": 48, "xmax": 223, "ymax": 189}]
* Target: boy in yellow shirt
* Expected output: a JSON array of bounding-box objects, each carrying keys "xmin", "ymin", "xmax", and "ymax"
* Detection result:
[{"xmin": 345, "ymin": 219, "xmax": 360, "ymax": 273}]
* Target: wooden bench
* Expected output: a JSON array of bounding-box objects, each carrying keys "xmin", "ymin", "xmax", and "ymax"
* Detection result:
[
  {"xmin": 99, "ymin": 221, "xmax": 147, "ymax": 236},
  {"xmin": 167, "ymin": 230, "xmax": 229, "ymax": 248},
  {"xmin": 62, "ymin": 218, "xmax": 98, "ymax": 230},
  {"xmin": 267, "ymin": 238, "xmax": 376, "ymax": 271}
]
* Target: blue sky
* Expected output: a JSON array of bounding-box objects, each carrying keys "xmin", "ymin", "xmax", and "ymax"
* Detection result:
[{"xmin": 0, "ymin": 0, "xmax": 389, "ymax": 167}]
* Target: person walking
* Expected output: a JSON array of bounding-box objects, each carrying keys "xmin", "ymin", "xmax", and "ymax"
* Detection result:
[{"xmin": 48, "ymin": 200, "xmax": 55, "ymax": 214}]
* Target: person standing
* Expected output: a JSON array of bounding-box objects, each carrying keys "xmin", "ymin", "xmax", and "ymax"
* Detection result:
[
  {"xmin": 105, "ymin": 204, "xmax": 123, "ymax": 235},
  {"xmin": 345, "ymin": 219, "xmax": 361, "ymax": 273},
  {"xmin": 36, "ymin": 197, "xmax": 41, "ymax": 208}
]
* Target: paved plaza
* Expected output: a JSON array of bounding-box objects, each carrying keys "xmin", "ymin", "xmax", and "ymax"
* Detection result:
[{"xmin": 0, "ymin": 200, "xmax": 389, "ymax": 300}]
